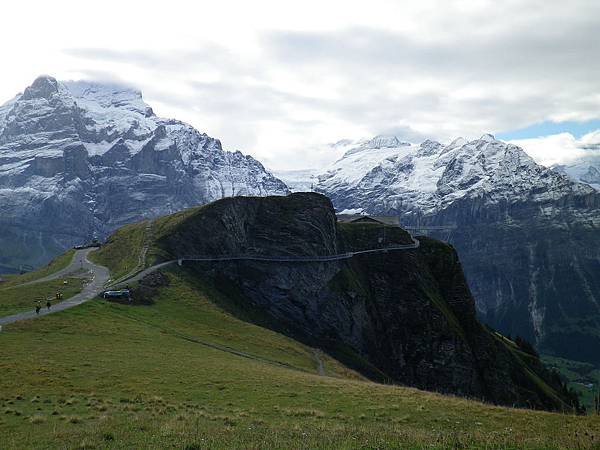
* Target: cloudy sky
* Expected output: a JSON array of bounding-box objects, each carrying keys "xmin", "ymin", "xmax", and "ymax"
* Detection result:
[{"xmin": 2, "ymin": 0, "xmax": 599, "ymax": 169}]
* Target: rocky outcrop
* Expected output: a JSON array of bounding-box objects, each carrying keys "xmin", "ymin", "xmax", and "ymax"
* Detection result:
[
  {"xmin": 0, "ymin": 76, "xmax": 288, "ymax": 269},
  {"xmin": 151, "ymin": 192, "xmax": 578, "ymax": 411}
]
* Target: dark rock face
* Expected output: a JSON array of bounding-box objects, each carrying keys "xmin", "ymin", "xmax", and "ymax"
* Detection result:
[
  {"xmin": 153, "ymin": 192, "xmax": 577, "ymax": 411},
  {"xmin": 427, "ymin": 196, "xmax": 600, "ymax": 366},
  {"xmin": 0, "ymin": 76, "xmax": 288, "ymax": 269}
]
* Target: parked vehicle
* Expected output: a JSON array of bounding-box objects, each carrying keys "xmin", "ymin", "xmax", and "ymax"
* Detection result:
[{"xmin": 101, "ymin": 289, "xmax": 130, "ymax": 299}]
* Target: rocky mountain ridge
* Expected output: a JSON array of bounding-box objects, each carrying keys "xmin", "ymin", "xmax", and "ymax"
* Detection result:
[
  {"xmin": 317, "ymin": 134, "xmax": 596, "ymax": 217},
  {"xmin": 0, "ymin": 75, "xmax": 288, "ymax": 268},
  {"xmin": 553, "ymin": 157, "xmax": 600, "ymax": 191},
  {"xmin": 313, "ymin": 135, "xmax": 600, "ymax": 366},
  {"xmin": 140, "ymin": 192, "xmax": 580, "ymax": 411}
]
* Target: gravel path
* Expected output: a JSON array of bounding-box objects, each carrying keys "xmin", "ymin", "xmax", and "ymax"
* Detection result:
[
  {"xmin": 312, "ymin": 349, "xmax": 326, "ymax": 376},
  {"xmin": 2, "ymin": 248, "xmax": 97, "ymax": 289},
  {"xmin": 0, "ymin": 249, "xmax": 109, "ymax": 327}
]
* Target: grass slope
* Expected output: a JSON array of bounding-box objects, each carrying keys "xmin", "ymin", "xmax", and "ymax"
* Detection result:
[
  {"xmin": 89, "ymin": 222, "xmax": 147, "ymax": 280},
  {"xmin": 147, "ymin": 206, "xmax": 205, "ymax": 264},
  {"xmin": 1, "ymin": 268, "xmax": 600, "ymax": 449},
  {"xmin": 0, "ymin": 277, "xmax": 85, "ymax": 316},
  {"xmin": 102, "ymin": 204, "xmax": 579, "ymax": 411}
]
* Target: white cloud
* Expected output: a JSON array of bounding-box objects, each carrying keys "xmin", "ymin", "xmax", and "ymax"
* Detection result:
[
  {"xmin": 1, "ymin": 0, "xmax": 599, "ymax": 169},
  {"xmin": 511, "ymin": 131, "xmax": 600, "ymax": 167}
]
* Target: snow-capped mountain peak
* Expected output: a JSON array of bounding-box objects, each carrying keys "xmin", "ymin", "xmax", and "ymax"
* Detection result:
[
  {"xmin": 549, "ymin": 134, "xmax": 600, "ymax": 191},
  {"xmin": 0, "ymin": 75, "xmax": 288, "ymax": 267},
  {"xmin": 316, "ymin": 134, "xmax": 593, "ymax": 217},
  {"xmin": 64, "ymin": 79, "xmax": 153, "ymax": 117},
  {"xmin": 479, "ymin": 133, "xmax": 496, "ymax": 143},
  {"xmin": 313, "ymin": 132, "xmax": 600, "ymax": 367},
  {"xmin": 417, "ymin": 139, "xmax": 444, "ymax": 156},
  {"xmin": 447, "ymin": 137, "xmax": 468, "ymax": 149},
  {"xmin": 365, "ymin": 134, "xmax": 408, "ymax": 149},
  {"xmin": 21, "ymin": 75, "xmax": 64, "ymax": 100},
  {"xmin": 340, "ymin": 134, "xmax": 410, "ymax": 158}
]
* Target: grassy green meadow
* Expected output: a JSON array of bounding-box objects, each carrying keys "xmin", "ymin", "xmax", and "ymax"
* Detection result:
[
  {"xmin": 89, "ymin": 222, "xmax": 147, "ymax": 280},
  {"xmin": 0, "ymin": 277, "xmax": 85, "ymax": 316},
  {"xmin": 1, "ymin": 267, "xmax": 600, "ymax": 449}
]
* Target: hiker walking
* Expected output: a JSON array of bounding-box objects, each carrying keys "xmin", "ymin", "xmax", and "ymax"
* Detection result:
[
  {"xmin": 46, "ymin": 299, "xmax": 51, "ymax": 310},
  {"xmin": 35, "ymin": 301, "xmax": 41, "ymax": 315}
]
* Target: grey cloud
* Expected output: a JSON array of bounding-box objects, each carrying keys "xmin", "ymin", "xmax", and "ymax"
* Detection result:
[
  {"xmin": 66, "ymin": 69, "xmax": 140, "ymax": 89},
  {"xmin": 374, "ymin": 125, "xmax": 428, "ymax": 143},
  {"xmin": 259, "ymin": 9, "xmax": 600, "ymax": 139},
  {"xmin": 64, "ymin": 46, "xmax": 247, "ymax": 76},
  {"xmin": 263, "ymin": 21, "xmax": 600, "ymax": 85},
  {"xmin": 60, "ymin": 2, "xmax": 600, "ymax": 168}
]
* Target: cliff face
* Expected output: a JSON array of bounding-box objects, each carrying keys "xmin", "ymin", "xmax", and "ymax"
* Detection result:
[
  {"xmin": 152, "ymin": 193, "xmax": 576, "ymax": 411},
  {"xmin": 425, "ymin": 196, "xmax": 600, "ymax": 366}
]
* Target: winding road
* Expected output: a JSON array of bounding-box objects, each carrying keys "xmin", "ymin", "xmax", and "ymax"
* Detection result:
[
  {"xmin": 0, "ymin": 237, "xmax": 419, "ymax": 327},
  {"xmin": 0, "ymin": 249, "xmax": 109, "ymax": 327},
  {"xmin": 3, "ymin": 248, "xmax": 98, "ymax": 289}
]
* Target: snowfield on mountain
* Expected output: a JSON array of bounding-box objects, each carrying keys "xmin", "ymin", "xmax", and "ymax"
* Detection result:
[
  {"xmin": 317, "ymin": 134, "xmax": 596, "ymax": 219},
  {"xmin": 314, "ymin": 134, "xmax": 600, "ymax": 368},
  {"xmin": 0, "ymin": 76, "xmax": 288, "ymax": 268}
]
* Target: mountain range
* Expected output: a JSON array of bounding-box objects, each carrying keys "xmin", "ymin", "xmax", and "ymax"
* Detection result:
[
  {"xmin": 0, "ymin": 76, "xmax": 288, "ymax": 269},
  {"xmin": 553, "ymin": 156, "xmax": 600, "ymax": 191},
  {"xmin": 2, "ymin": 76, "xmax": 600, "ymax": 369},
  {"xmin": 305, "ymin": 134, "xmax": 600, "ymax": 366}
]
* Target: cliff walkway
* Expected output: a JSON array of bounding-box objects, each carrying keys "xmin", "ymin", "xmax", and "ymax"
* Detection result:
[
  {"xmin": 0, "ymin": 237, "xmax": 419, "ymax": 326},
  {"xmin": 118, "ymin": 237, "xmax": 420, "ymax": 285}
]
